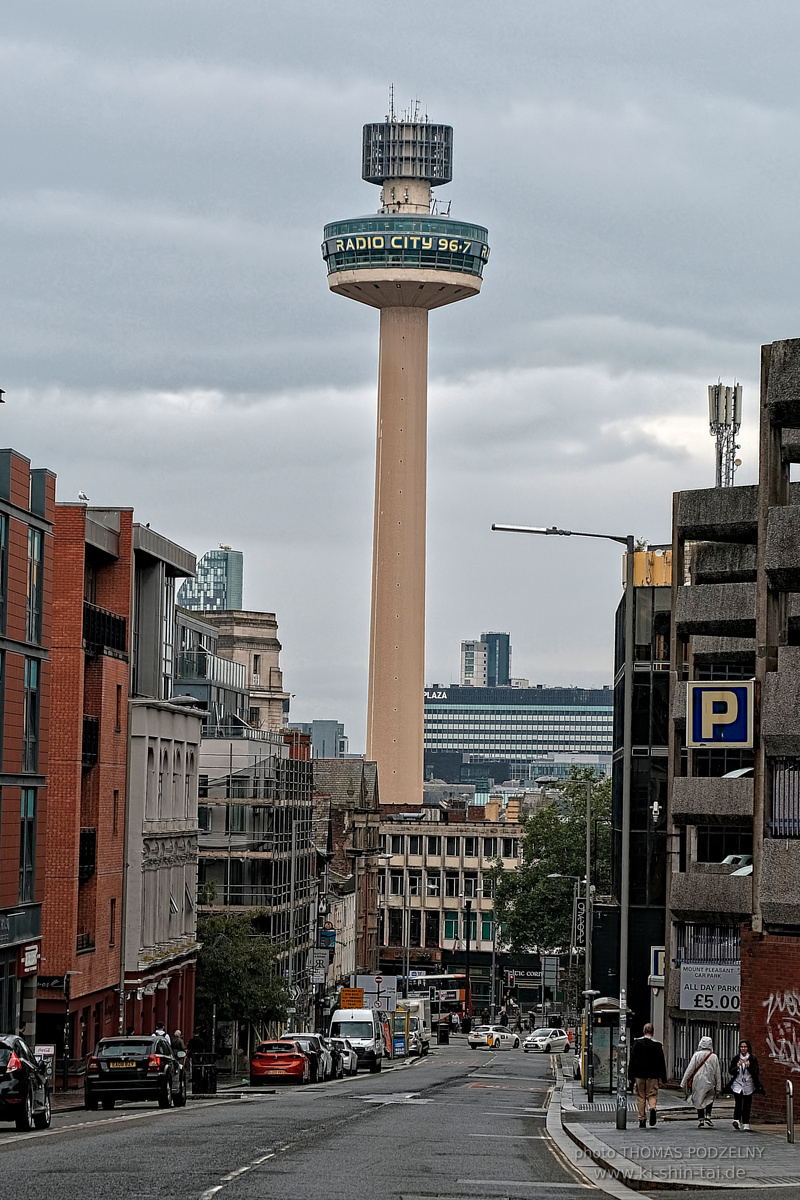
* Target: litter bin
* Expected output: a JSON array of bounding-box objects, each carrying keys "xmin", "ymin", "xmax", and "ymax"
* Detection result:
[
  {"xmin": 437, "ymin": 1021, "xmax": 450, "ymax": 1046},
  {"xmin": 461, "ymin": 1016, "xmax": 472, "ymax": 1035},
  {"xmin": 191, "ymin": 1053, "xmax": 218, "ymax": 1095}
]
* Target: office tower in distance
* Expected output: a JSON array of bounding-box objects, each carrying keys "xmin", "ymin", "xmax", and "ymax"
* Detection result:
[
  {"xmin": 461, "ymin": 632, "xmax": 511, "ymax": 687},
  {"xmin": 178, "ymin": 545, "xmax": 243, "ymax": 612},
  {"xmin": 323, "ymin": 106, "xmax": 490, "ymax": 807}
]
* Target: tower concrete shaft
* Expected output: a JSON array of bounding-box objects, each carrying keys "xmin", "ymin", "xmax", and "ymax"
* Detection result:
[
  {"xmin": 323, "ymin": 115, "xmax": 489, "ymax": 809},
  {"xmin": 366, "ymin": 306, "xmax": 429, "ymax": 805}
]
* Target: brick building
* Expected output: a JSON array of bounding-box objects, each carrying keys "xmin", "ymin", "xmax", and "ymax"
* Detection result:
[{"xmin": 0, "ymin": 450, "xmax": 55, "ymax": 1037}]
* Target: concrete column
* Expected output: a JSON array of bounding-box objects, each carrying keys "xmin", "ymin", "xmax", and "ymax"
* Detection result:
[{"xmin": 366, "ymin": 306, "xmax": 428, "ymax": 808}]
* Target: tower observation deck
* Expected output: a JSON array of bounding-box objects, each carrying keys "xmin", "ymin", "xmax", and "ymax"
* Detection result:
[{"xmin": 323, "ymin": 114, "xmax": 490, "ymax": 809}]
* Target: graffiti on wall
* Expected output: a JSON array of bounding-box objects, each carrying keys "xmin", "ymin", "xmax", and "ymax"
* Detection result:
[{"xmin": 763, "ymin": 990, "xmax": 800, "ymax": 1072}]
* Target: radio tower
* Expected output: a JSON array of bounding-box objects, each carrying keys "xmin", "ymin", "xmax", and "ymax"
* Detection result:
[
  {"xmin": 322, "ymin": 109, "xmax": 490, "ymax": 807},
  {"xmin": 708, "ymin": 382, "xmax": 743, "ymax": 487}
]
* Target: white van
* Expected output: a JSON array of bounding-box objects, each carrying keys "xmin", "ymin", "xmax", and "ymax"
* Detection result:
[{"xmin": 329, "ymin": 1008, "xmax": 384, "ymax": 1072}]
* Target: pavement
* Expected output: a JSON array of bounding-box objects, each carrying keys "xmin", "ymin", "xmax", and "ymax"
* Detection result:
[{"xmin": 555, "ymin": 1052, "xmax": 800, "ymax": 1190}]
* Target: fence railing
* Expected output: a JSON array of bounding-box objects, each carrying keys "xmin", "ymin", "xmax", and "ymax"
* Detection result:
[
  {"xmin": 83, "ymin": 601, "xmax": 127, "ymax": 656},
  {"xmin": 771, "ymin": 758, "xmax": 800, "ymax": 838}
]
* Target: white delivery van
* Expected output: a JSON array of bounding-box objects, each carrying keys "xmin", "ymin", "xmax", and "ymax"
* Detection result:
[{"xmin": 329, "ymin": 1008, "xmax": 384, "ymax": 1072}]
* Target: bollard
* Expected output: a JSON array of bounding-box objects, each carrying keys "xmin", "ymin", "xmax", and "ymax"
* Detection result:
[{"xmin": 788, "ymin": 1080, "xmax": 795, "ymax": 1144}]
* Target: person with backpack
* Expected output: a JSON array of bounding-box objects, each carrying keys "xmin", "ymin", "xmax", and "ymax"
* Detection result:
[
  {"xmin": 727, "ymin": 1039, "xmax": 765, "ymax": 1131},
  {"xmin": 681, "ymin": 1035, "xmax": 722, "ymax": 1127}
]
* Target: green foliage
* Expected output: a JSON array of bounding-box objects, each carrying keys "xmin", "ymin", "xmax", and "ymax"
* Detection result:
[
  {"xmin": 195, "ymin": 911, "xmax": 289, "ymax": 1030},
  {"xmin": 494, "ymin": 767, "xmax": 612, "ymax": 956}
]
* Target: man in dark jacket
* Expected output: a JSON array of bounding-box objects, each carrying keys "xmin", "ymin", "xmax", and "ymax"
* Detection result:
[{"xmin": 628, "ymin": 1023, "xmax": 668, "ymax": 1128}]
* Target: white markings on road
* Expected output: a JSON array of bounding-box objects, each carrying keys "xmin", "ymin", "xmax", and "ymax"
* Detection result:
[
  {"xmin": 473, "ymin": 1133, "xmax": 550, "ymax": 1139},
  {"xmin": 457, "ymin": 1181, "xmax": 592, "ymax": 1190},
  {"xmin": 199, "ymin": 1189, "xmax": 223, "ymax": 1199},
  {"xmin": 361, "ymin": 1092, "xmax": 432, "ymax": 1105}
]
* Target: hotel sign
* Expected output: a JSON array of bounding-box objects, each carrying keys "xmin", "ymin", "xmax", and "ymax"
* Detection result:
[{"xmin": 686, "ymin": 681, "xmax": 754, "ymax": 748}]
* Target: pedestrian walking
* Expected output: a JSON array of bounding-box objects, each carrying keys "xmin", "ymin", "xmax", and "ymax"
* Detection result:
[
  {"xmin": 154, "ymin": 1021, "xmax": 171, "ymax": 1045},
  {"xmin": 187, "ymin": 1029, "xmax": 205, "ymax": 1058},
  {"xmin": 727, "ymin": 1039, "xmax": 765, "ymax": 1131},
  {"xmin": 680, "ymin": 1035, "xmax": 722, "ymax": 1127},
  {"xmin": 172, "ymin": 1029, "xmax": 186, "ymax": 1055},
  {"xmin": 628, "ymin": 1022, "xmax": 668, "ymax": 1128}
]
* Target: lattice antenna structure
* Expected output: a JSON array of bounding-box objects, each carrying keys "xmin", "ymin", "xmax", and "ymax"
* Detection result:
[{"xmin": 708, "ymin": 382, "xmax": 743, "ymax": 488}]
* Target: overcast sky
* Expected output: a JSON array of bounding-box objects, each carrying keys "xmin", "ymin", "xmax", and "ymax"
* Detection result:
[{"xmin": 2, "ymin": 3, "xmax": 796, "ymax": 748}]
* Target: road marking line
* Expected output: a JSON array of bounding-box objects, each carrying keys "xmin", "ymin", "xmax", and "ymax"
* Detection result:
[
  {"xmin": 458, "ymin": 1182, "xmax": 592, "ymax": 1190},
  {"xmin": 199, "ymin": 1189, "xmax": 223, "ymax": 1199},
  {"xmin": 473, "ymin": 1133, "xmax": 549, "ymax": 1139},
  {"xmin": 221, "ymin": 1166, "xmax": 250, "ymax": 1181},
  {"xmin": 251, "ymin": 1152, "xmax": 275, "ymax": 1164}
]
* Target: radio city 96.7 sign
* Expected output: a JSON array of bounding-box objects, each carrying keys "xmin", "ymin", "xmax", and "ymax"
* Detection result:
[
  {"xmin": 322, "ymin": 233, "xmax": 489, "ymax": 260},
  {"xmin": 686, "ymin": 681, "xmax": 754, "ymax": 749}
]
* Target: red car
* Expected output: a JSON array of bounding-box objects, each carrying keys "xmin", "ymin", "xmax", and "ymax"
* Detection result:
[{"xmin": 250, "ymin": 1040, "xmax": 310, "ymax": 1086}]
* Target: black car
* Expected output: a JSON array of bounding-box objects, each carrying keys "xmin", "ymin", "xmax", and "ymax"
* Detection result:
[
  {"xmin": 281, "ymin": 1033, "xmax": 327, "ymax": 1082},
  {"xmin": 85, "ymin": 1035, "xmax": 187, "ymax": 1110},
  {"xmin": 0, "ymin": 1035, "xmax": 52, "ymax": 1131}
]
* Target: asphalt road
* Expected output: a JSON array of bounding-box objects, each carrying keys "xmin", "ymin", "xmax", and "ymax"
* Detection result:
[{"xmin": 0, "ymin": 1041, "xmax": 593, "ymax": 1200}]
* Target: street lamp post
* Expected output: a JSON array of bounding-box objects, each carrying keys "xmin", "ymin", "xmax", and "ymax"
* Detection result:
[
  {"xmin": 464, "ymin": 896, "xmax": 473, "ymax": 1031},
  {"xmin": 493, "ymin": 522, "xmax": 636, "ymax": 1129}
]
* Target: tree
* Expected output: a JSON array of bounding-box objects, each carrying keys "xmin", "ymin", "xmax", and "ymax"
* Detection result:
[
  {"xmin": 494, "ymin": 767, "xmax": 612, "ymax": 957},
  {"xmin": 195, "ymin": 911, "xmax": 289, "ymax": 1033}
]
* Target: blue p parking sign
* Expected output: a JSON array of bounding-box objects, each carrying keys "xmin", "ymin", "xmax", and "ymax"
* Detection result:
[{"xmin": 686, "ymin": 681, "xmax": 754, "ymax": 748}]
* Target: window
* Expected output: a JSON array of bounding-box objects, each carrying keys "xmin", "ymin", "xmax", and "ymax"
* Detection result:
[
  {"xmin": 482, "ymin": 910, "xmax": 495, "ymax": 941},
  {"xmin": 115, "ymin": 685, "xmax": 122, "ymax": 732},
  {"xmin": 408, "ymin": 834, "xmax": 422, "ymax": 856},
  {"xmin": 377, "ymin": 871, "xmax": 386, "ymax": 894},
  {"xmin": 502, "ymin": 837, "xmax": 518, "ymax": 859},
  {"xmin": 388, "ymin": 910, "xmax": 403, "ymax": 946},
  {"xmin": 390, "ymin": 834, "xmax": 404, "ymax": 855},
  {"xmin": 696, "ymin": 826, "xmax": 753, "ymax": 862},
  {"xmin": 444, "ymin": 911, "xmax": 458, "ymax": 939},
  {"xmin": 426, "ymin": 871, "xmax": 441, "ymax": 897},
  {"xmin": 482, "ymin": 873, "xmax": 494, "ymax": 898},
  {"xmin": 409, "ymin": 911, "xmax": 421, "ymax": 946},
  {"xmin": 463, "ymin": 873, "xmax": 478, "ymax": 898},
  {"xmin": 199, "ymin": 774, "xmax": 209, "ymax": 799},
  {"xmin": 463, "ymin": 910, "xmax": 477, "ymax": 941},
  {"xmin": 249, "ymin": 707, "xmax": 260, "ymax": 727},
  {"xmin": 253, "ymin": 654, "xmax": 261, "ymax": 675},
  {"xmin": 162, "ymin": 576, "xmax": 175, "ymax": 698},
  {"xmin": 445, "ymin": 872, "xmax": 459, "ymax": 897},
  {"xmin": 389, "ymin": 870, "xmax": 404, "ymax": 896},
  {"xmin": 379, "ymin": 833, "xmax": 387, "ymax": 852},
  {"xmin": 408, "ymin": 870, "xmax": 422, "ymax": 896},
  {"xmin": 22, "ymin": 658, "xmax": 39, "ymax": 772},
  {"xmin": 427, "ymin": 835, "xmax": 441, "ymax": 856},
  {"xmin": 425, "ymin": 911, "xmax": 440, "ymax": 948},
  {"xmin": 0, "ymin": 515, "xmax": 7, "ymax": 634},
  {"xmin": 113, "ymin": 789, "xmax": 119, "ymax": 835},
  {"xmin": 19, "ymin": 788, "xmax": 36, "ymax": 902},
  {"xmin": 198, "ymin": 805, "xmax": 211, "ymax": 831},
  {"xmin": 226, "ymin": 804, "xmax": 246, "ymax": 833},
  {"xmin": 445, "ymin": 836, "xmax": 459, "ymax": 857},
  {"xmin": 26, "ymin": 528, "xmax": 43, "ymax": 643},
  {"xmin": 109, "ymin": 898, "xmax": 116, "ymax": 946},
  {"xmin": 483, "ymin": 837, "xmax": 497, "ymax": 858},
  {"xmin": 464, "ymin": 836, "xmax": 478, "ymax": 858}
]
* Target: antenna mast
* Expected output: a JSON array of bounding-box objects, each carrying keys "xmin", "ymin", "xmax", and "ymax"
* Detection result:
[{"xmin": 708, "ymin": 381, "xmax": 742, "ymax": 487}]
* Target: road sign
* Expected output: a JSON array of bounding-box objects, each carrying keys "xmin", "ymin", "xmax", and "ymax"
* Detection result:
[
  {"xmin": 340, "ymin": 987, "xmax": 364, "ymax": 1009},
  {"xmin": 686, "ymin": 681, "xmax": 754, "ymax": 748},
  {"xmin": 312, "ymin": 949, "xmax": 328, "ymax": 973},
  {"xmin": 542, "ymin": 956, "xmax": 559, "ymax": 988}
]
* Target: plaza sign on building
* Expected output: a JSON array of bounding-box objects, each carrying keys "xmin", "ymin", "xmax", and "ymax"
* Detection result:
[
  {"xmin": 680, "ymin": 964, "xmax": 741, "ymax": 1011},
  {"xmin": 686, "ymin": 681, "xmax": 754, "ymax": 749}
]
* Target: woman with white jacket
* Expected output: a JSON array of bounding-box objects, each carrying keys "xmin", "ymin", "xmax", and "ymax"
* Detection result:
[{"xmin": 680, "ymin": 1035, "xmax": 723, "ymax": 1127}]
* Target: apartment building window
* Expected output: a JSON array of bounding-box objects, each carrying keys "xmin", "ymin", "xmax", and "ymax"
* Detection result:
[
  {"xmin": 501, "ymin": 837, "xmax": 518, "ymax": 859},
  {"xmin": 445, "ymin": 872, "xmax": 459, "ymax": 897},
  {"xmin": 427, "ymin": 835, "xmax": 441, "ymax": 856},
  {"xmin": 445, "ymin": 836, "xmax": 459, "ymax": 857},
  {"xmin": 425, "ymin": 911, "xmax": 440, "ymax": 948},
  {"xmin": 19, "ymin": 788, "xmax": 36, "ymax": 902},
  {"xmin": 115, "ymin": 685, "xmax": 122, "ymax": 731},
  {"xmin": 26, "ymin": 529, "xmax": 43, "ymax": 643},
  {"xmin": 226, "ymin": 804, "xmax": 246, "ymax": 833},
  {"xmin": 198, "ymin": 805, "xmax": 211, "ymax": 831},
  {"xmin": 696, "ymin": 826, "xmax": 752, "ymax": 862},
  {"xmin": 408, "ymin": 870, "xmax": 422, "ymax": 896},
  {"xmin": 426, "ymin": 871, "xmax": 441, "ymax": 897},
  {"xmin": 483, "ymin": 837, "xmax": 497, "ymax": 858},
  {"xmin": 464, "ymin": 836, "xmax": 478, "ymax": 858},
  {"xmin": 377, "ymin": 871, "xmax": 386, "ymax": 895},
  {"xmin": 463, "ymin": 910, "xmax": 477, "ymax": 941},
  {"xmin": 22, "ymin": 658, "xmax": 39, "ymax": 772},
  {"xmin": 113, "ymin": 790, "xmax": 120, "ymax": 835},
  {"xmin": 409, "ymin": 911, "xmax": 421, "ymax": 946},
  {"xmin": 444, "ymin": 911, "xmax": 458, "ymax": 939},
  {"xmin": 482, "ymin": 873, "xmax": 494, "ymax": 898},
  {"xmin": 463, "ymin": 873, "xmax": 478, "ymax": 898},
  {"xmin": 389, "ymin": 870, "xmax": 404, "ymax": 896},
  {"xmin": 0, "ymin": 515, "xmax": 7, "ymax": 634},
  {"xmin": 408, "ymin": 834, "xmax": 422, "ymax": 855},
  {"xmin": 199, "ymin": 774, "xmax": 209, "ymax": 799},
  {"xmin": 388, "ymin": 910, "xmax": 403, "ymax": 946},
  {"xmin": 109, "ymin": 898, "xmax": 116, "ymax": 946},
  {"xmin": 482, "ymin": 910, "xmax": 495, "ymax": 941},
  {"xmin": 390, "ymin": 834, "xmax": 403, "ymax": 854}
]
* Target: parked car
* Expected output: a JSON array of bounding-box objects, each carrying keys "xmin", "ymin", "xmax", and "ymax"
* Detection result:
[
  {"xmin": 84, "ymin": 1035, "xmax": 187, "ymax": 1109},
  {"xmin": 281, "ymin": 1033, "xmax": 331, "ymax": 1082},
  {"xmin": 468, "ymin": 1025, "xmax": 520, "ymax": 1051},
  {"xmin": 523, "ymin": 1027, "xmax": 570, "ymax": 1053},
  {"xmin": 320, "ymin": 1036, "xmax": 344, "ymax": 1079},
  {"xmin": 0, "ymin": 1035, "xmax": 52, "ymax": 1131},
  {"xmin": 330, "ymin": 1037, "xmax": 359, "ymax": 1076},
  {"xmin": 250, "ymin": 1041, "xmax": 310, "ymax": 1086}
]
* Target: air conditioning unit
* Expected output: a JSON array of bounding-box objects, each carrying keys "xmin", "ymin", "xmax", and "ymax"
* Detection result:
[{"xmin": 252, "ymin": 673, "xmax": 260, "ymax": 685}]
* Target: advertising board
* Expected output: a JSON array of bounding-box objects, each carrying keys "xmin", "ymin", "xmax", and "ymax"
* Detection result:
[{"xmin": 680, "ymin": 963, "xmax": 741, "ymax": 1011}]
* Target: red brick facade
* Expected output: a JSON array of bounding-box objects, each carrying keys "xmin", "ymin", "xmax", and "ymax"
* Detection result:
[
  {"xmin": 740, "ymin": 926, "xmax": 800, "ymax": 1121},
  {"xmin": 38, "ymin": 507, "xmax": 133, "ymax": 1058}
]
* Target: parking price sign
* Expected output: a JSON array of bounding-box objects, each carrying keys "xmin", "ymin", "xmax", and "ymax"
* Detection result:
[{"xmin": 680, "ymin": 964, "xmax": 741, "ymax": 1011}]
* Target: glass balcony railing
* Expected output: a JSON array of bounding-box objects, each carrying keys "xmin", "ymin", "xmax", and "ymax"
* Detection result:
[
  {"xmin": 175, "ymin": 651, "xmax": 246, "ymax": 690},
  {"xmin": 83, "ymin": 601, "xmax": 127, "ymax": 656}
]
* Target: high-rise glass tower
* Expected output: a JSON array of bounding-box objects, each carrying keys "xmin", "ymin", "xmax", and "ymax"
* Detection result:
[
  {"xmin": 177, "ymin": 546, "xmax": 243, "ymax": 612},
  {"xmin": 323, "ymin": 111, "xmax": 490, "ymax": 807}
]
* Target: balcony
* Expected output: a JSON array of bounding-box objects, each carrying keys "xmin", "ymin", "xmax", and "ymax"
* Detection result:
[
  {"xmin": 175, "ymin": 650, "xmax": 246, "ymax": 691},
  {"xmin": 669, "ymin": 867, "xmax": 752, "ymax": 922},
  {"xmin": 83, "ymin": 601, "xmax": 127, "ymax": 657},
  {"xmin": 79, "ymin": 827, "xmax": 96, "ymax": 884},
  {"xmin": 76, "ymin": 931, "xmax": 95, "ymax": 953},
  {"xmin": 82, "ymin": 716, "xmax": 99, "ymax": 768}
]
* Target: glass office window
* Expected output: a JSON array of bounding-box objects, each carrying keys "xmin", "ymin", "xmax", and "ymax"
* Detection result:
[{"xmin": 19, "ymin": 788, "xmax": 36, "ymax": 902}]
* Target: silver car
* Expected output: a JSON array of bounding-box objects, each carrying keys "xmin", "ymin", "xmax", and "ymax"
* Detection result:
[
  {"xmin": 523, "ymin": 1027, "xmax": 570, "ymax": 1053},
  {"xmin": 330, "ymin": 1037, "xmax": 359, "ymax": 1076}
]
